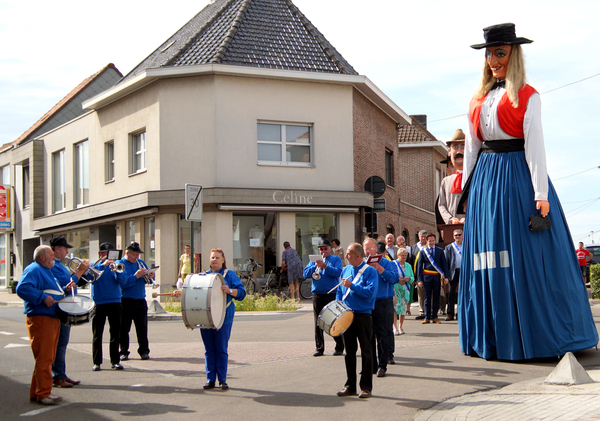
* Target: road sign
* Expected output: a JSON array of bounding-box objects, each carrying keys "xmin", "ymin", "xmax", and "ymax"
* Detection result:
[
  {"xmin": 373, "ymin": 198, "xmax": 386, "ymax": 212},
  {"xmin": 185, "ymin": 184, "xmax": 203, "ymax": 222},
  {"xmin": 364, "ymin": 176, "xmax": 386, "ymax": 198}
]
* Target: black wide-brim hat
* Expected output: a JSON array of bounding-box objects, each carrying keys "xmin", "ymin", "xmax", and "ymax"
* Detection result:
[
  {"xmin": 470, "ymin": 23, "xmax": 533, "ymax": 49},
  {"xmin": 126, "ymin": 241, "xmax": 144, "ymax": 253}
]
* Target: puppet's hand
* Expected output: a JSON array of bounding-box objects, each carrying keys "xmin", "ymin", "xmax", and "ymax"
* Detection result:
[{"xmin": 536, "ymin": 200, "xmax": 549, "ymax": 217}]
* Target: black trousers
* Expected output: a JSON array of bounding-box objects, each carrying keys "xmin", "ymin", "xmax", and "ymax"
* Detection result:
[
  {"xmin": 447, "ymin": 269, "xmax": 460, "ymax": 317},
  {"xmin": 371, "ymin": 297, "xmax": 394, "ymax": 372},
  {"xmin": 342, "ymin": 313, "xmax": 373, "ymax": 393},
  {"xmin": 313, "ymin": 293, "xmax": 344, "ymax": 353},
  {"xmin": 92, "ymin": 302, "xmax": 122, "ymax": 365},
  {"xmin": 119, "ymin": 298, "xmax": 149, "ymax": 357}
]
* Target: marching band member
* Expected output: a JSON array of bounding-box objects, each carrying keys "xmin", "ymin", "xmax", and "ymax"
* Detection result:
[
  {"xmin": 49, "ymin": 237, "xmax": 88, "ymax": 388},
  {"xmin": 336, "ymin": 243, "xmax": 377, "ymax": 399},
  {"xmin": 116, "ymin": 242, "xmax": 153, "ymax": 361},
  {"xmin": 303, "ymin": 239, "xmax": 344, "ymax": 357},
  {"xmin": 17, "ymin": 245, "xmax": 76, "ymax": 405},
  {"xmin": 173, "ymin": 248, "xmax": 246, "ymax": 390}
]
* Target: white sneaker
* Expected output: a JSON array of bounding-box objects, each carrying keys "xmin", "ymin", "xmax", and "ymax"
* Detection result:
[{"xmin": 39, "ymin": 395, "xmax": 62, "ymax": 405}]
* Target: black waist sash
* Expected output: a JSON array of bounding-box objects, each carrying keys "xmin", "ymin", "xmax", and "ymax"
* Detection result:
[{"xmin": 457, "ymin": 138, "xmax": 525, "ymax": 212}]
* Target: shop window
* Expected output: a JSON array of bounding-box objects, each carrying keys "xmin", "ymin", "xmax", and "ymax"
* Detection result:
[
  {"xmin": 126, "ymin": 220, "xmax": 136, "ymax": 244},
  {"xmin": 257, "ymin": 122, "xmax": 312, "ymax": 166},
  {"xmin": 232, "ymin": 213, "xmax": 277, "ymax": 276},
  {"xmin": 144, "ymin": 217, "xmax": 155, "ymax": 268},
  {"xmin": 179, "ymin": 215, "xmax": 202, "ymax": 273},
  {"xmin": 295, "ymin": 213, "xmax": 338, "ymax": 266}
]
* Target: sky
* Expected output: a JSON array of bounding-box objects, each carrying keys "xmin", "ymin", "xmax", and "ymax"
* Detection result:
[{"xmin": 1, "ymin": 0, "xmax": 599, "ymax": 245}]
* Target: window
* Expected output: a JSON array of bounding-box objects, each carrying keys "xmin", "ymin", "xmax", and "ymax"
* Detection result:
[
  {"xmin": 144, "ymin": 217, "xmax": 155, "ymax": 268},
  {"xmin": 22, "ymin": 165, "xmax": 30, "ymax": 208},
  {"xmin": 75, "ymin": 140, "xmax": 89, "ymax": 206},
  {"xmin": 52, "ymin": 149, "xmax": 66, "ymax": 213},
  {"xmin": 257, "ymin": 123, "xmax": 312, "ymax": 166},
  {"xmin": 105, "ymin": 141, "xmax": 114, "ymax": 182},
  {"xmin": 130, "ymin": 131, "xmax": 146, "ymax": 174},
  {"xmin": 385, "ymin": 149, "xmax": 394, "ymax": 186},
  {"xmin": 0, "ymin": 165, "xmax": 9, "ymax": 184}
]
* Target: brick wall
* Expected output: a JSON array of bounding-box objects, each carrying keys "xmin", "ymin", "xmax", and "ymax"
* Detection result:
[{"xmin": 352, "ymin": 89, "xmax": 400, "ymax": 241}]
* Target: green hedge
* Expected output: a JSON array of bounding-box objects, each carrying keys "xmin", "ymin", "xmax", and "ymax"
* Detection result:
[{"xmin": 590, "ymin": 264, "xmax": 600, "ymax": 299}]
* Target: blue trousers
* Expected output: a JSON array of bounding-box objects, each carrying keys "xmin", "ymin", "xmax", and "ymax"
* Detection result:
[
  {"xmin": 200, "ymin": 322, "xmax": 233, "ymax": 382},
  {"xmin": 52, "ymin": 323, "xmax": 70, "ymax": 380},
  {"xmin": 423, "ymin": 275, "xmax": 440, "ymax": 320}
]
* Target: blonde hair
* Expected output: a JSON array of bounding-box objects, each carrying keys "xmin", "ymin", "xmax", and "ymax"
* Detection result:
[
  {"xmin": 474, "ymin": 44, "xmax": 526, "ymax": 108},
  {"xmin": 397, "ymin": 247, "xmax": 408, "ymax": 258}
]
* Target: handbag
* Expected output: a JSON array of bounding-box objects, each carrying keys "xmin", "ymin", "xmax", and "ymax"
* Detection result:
[{"xmin": 529, "ymin": 214, "xmax": 551, "ymax": 231}]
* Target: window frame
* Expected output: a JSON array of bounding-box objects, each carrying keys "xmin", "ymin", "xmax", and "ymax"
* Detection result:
[
  {"xmin": 105, "ymin": 141, "xmax": 115, "ymax": 183},
  {"xmin": 385, "ymin": 149, "xmax": 394, "ymax": 187},
  {"xmin": 74, "ymin": 140, "xmax": 89, "ymax": 207},
  {"xmin": 257, "ymin": 122, "xmax": 313, "ymax": 167},
  {"xmin": 52, "ymin": 149, "xmax": 66, "ymax": 213},
  {"xmin": 130, "ymin": 130, "xmax": 147, "ymax": 175}
]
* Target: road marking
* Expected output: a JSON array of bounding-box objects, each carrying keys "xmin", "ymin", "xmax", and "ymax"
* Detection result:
[
  {"xmin": 0, "ymin": 331, "xmax": 14, "ymax": 335},
  {"xmin": 21, "ymin": 337, "xmax": 29, "ymax": 341},
  {"xmin": 131, "ymin": 384, "xmax": 145, "ymax": 387},
  {"xmin": 21, "ymin": 402, "xmax": 71, "ymax": 417},
  {"xmin": 5, "ymin": 343, "xmax": 28, "ymax": 348}
]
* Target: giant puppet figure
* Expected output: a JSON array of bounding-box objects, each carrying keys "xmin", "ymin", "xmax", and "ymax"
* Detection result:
[{"xmin": 458, "ymin": 23, "xmax": 598, "ymax": 360}]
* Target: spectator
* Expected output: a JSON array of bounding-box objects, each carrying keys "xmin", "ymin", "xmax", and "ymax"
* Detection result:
[{"xmin": 576, "ymin": 242, "xmax": 593, "ymax": 284}]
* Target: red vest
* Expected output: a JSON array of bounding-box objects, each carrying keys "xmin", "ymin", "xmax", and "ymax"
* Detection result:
[{"xmin": 469, "ymin": 84, "xmax": 537, "ymax": 141}]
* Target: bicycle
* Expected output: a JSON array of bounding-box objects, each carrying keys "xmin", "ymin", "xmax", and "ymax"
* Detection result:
[
  {"xmin": 238, "ymin": 258, "xmax": 263, "ymax": 294},
  {"xmin": 299, "ymin": 277, "xmax": 312, "ymax": 300}
]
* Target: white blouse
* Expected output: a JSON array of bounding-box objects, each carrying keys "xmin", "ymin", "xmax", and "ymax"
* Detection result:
[{"xmin": 463, "ymin": 86, "xmax": 548, "ymax": 201}]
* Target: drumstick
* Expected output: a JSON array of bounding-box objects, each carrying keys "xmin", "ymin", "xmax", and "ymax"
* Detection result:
[
  {"xmin": 152, "ymin": 292, "xmax": 175, "ymax": 298},
  {"xmin": 327, "ymin": 277, "xmax": 350, "ymax": 294}
]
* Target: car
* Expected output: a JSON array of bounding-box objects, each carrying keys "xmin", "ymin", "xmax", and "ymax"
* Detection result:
[{"xmin": 586, "ymin": 245, "xmax": 600, "ymax": 266}]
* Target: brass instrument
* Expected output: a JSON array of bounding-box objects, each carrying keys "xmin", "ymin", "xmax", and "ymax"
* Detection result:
[
  {"xmin": 68, "ymin": 257, "xmax": 103, "ymax": 283},
  {"xmin": 138, "ymin": 259, "xmax": 159, "ymax": 289},
  {"xmin": 312, "ymin": 254, "xmax": 324, "ymax": 280},
  {"xmin": 109, "ymin": 262, "xmax": 125, "ymax": 273}
]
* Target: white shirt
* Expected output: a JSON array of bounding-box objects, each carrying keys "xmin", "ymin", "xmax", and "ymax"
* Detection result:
[{"xmin": 463, "ymin": 87, "xmax": 548, "ymax": 200}]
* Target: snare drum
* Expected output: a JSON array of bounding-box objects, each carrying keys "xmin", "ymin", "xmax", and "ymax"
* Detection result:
[
  {"xmin": 56, "ymin": 295, "xmax": 95, "ymax": 326},
  {"xmin": 317, "ymin": 300, "xmax": 354, "ymax": 337},
  {"xmin": 182, "ymin": 273, "xmax": 226, "ymax": 330}
]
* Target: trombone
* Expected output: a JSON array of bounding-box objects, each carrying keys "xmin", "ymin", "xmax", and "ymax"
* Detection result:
[{"xmin": 68, "ymin": 257, "xmax": 103, "ymax": 284}]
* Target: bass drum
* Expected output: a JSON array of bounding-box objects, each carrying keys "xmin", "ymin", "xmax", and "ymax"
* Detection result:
[
  {"xmin": 56, "ymin": 295, "xmax": 96, "ymax": 326},
  {"xmin": 182, "ymin": 273, "xmax": 227, "ymax": 330}
]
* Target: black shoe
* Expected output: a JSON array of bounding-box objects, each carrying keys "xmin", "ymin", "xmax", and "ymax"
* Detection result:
[
  {"xmin": 111, "ymin": 363, "xmax": 124, "ymax": 370},
  {"xmin": 120, "ymin": 354, "xmax": 129, "ymax": 361},
  {"xmin": 388, "ymin": 356, "xmax": 396, "ymax": 365},
  {"xmin": 219, "ymin": 381, "xmax": 229, "ymax": 390},
  {"xmin": 415, "ymin": 314, "xmax": 425, "ymax": 320},
  {"xmin": 332, "ymin": 350, "xmax": 344, "ymax": 356},
  {"xmin": 92, "ymin": 365, "xmax": 101, "ymax": 371},
  {"xmin": 337, "ymin": 387, "xmax": 356, "ymax": 397},
  {"xmin": 377, "ymin": 368, "xmax": 386, "ymax": 377},
  {"xmin": 203, "ymin": 381, "xmax": 216, "ymax": 390},
  {"xmin": 140, "ymin": 353, "xmax": 150, "ymax": 360},
  {"xmin": 313, "ymin": 351, "xmax": 324, "ymax": 357}
]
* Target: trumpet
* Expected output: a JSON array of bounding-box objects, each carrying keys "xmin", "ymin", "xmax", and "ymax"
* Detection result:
[
  {"xmin": 109, "ymin": 262, "xmax": 125, "ymax": 273},
  {"xmin": 312, "ymin": 254, "xmax": 324, "ymax": 280},
  {"xmin": 138, "ymin": 260, "xmax": 159, "ymax": 289},
  {"xmin": 68, "ymin": 257, "xmax": 103, "ymax": 283}
]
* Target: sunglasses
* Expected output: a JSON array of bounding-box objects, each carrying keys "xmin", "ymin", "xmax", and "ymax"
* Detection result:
[{"xmin": 454, "ymin": 234, "xmax": 462, "ymax": 237}]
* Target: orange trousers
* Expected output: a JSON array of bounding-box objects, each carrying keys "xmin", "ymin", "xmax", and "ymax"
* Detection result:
[{"xmin": 26, "ymin": 316, "xmax": 60, "ymax": 401}]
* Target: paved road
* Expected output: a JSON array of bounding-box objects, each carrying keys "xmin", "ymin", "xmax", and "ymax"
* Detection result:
[{"xmin": 1, "ymin": 298, "xmax": 600, "ymax": 420}]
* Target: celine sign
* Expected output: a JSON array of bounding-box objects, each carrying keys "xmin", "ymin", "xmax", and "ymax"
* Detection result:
[{"xmin": 272, "ymin": 190, "xmax": 314, "ymax": 204}]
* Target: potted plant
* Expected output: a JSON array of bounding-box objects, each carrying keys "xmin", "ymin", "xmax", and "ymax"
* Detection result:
[{"xmin": 8, "ymin": 280, "xmax": 17, "ymax": 294}]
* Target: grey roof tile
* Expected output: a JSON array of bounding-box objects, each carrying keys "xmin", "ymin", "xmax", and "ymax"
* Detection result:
[{"xmin": 120, "ymin": 0, "xmax": 357, "ymax": 84}]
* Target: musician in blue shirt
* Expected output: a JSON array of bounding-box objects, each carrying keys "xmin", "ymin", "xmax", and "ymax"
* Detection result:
[
  {"xmin": 115, "ymin": 242, "xmax": 154, "ymax": 361},
  {"xmin": 303, "ymin": 239, "xmax": 344, "ymax": 357},
  {"xmin": 335, "ymin": 243, "xmax": 378, "ymax": 399}
]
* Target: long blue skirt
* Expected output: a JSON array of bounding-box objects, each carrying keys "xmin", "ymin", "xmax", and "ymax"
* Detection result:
[{"xmin": 458, "ymin": 150, "xmax": 598, "ymax": 360}]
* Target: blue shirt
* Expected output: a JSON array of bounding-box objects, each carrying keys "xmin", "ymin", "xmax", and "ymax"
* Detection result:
[
  {"xmin": 373, "ymin": 257, "xmax": 399, "ymax": 300},
  {"xmin": 207, "ymin": 267, "xmax": 246, "ymax": 325},
  {"xmin": 116, "ymin": 258, "xmax": 149, "ymax": 299},
  {"xmin": 336, "ymin": 262, "xmax": 378, "ymax": 314},
  {"xmin": 17, "ymin": 262, "xmax": 66, "ymax": 318},
  {"xmin": 91, "ymin": 261, "xmax": 131, "ymax": 305},
  {"xmin": 303, "ymin": 254, "xmax": 343, "ymax": 294}
]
